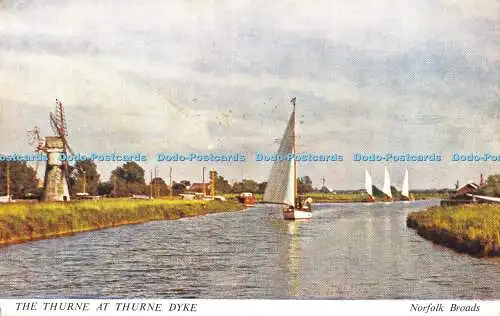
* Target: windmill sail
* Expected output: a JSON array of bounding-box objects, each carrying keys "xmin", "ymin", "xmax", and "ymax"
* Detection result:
[
  {"xmin": 263, "ymin": 111, "xmax": 296, "ymax": 206},
  {"xmin": 401, "ymin": 168, "xmax": 409, "ymax": 198},
  {"xmin": 382, "ymin": 166, "xmax": 392, "ymax": 198},
  {"xmin": 365, "ymin": 169, "xmax": 373, "ymax": 196}
]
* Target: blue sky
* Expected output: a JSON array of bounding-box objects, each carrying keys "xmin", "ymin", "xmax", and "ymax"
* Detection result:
[{"xmin": 0, "ymin": 0, "xmax": 498, "ymax": 189}]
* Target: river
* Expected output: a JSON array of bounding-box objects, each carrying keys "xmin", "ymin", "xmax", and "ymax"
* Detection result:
[{"xmin": 0, "ymin": 200, "xmax": 498, "ymax": 298}]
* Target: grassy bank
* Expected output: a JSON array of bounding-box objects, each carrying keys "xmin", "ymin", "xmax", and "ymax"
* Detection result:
[
  {"xmin": 0, "ymin": 199, "xmax": 244, "ymax": 247},
  {"xmin": 224, "ymin": 192, "xmax": 444, "ymax": 203},
  {"xmin": 412, "ymin": 193, "xmax": 448, "ymax": 200},
  {"xmin": 223, "ymin": 193, "xmax": 368, "ymax": 202},
  {"xmin": 303, "ymin": 193, "xmax": 368, "ymax": 203},
  {"xmin": 407, "ymin": 204, "xmax": 500, "ymax": 257}
]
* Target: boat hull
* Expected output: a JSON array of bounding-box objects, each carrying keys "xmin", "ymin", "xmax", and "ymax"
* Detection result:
[
  {"xmin": 283, "ymin": 209, "xmax": 312, "ymax": 220},
  {"xmin": 238, "ymin": 196, "xmax": 256, "ymax": 207}
]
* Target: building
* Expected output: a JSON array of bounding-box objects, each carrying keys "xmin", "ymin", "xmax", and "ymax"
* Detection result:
[
  {"xmin": 450, "ymin": 182, "xmax": 480, "ymax": 200},
  {"xmin": 189, "ymin": 183, "xmax": 208, "ymax": 193}
]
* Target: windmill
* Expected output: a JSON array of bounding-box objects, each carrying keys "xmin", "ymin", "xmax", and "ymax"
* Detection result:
[
  {"xmin": 49, "ymin": 99, "xmax": 75, "ymax": 182},
  {"xmin": 27, "ymin": 126, "xmax": 44, "ymax": 174},
  {"xmin": 39, "ymin": 99, "xmax": 74, "ymax": 201}
]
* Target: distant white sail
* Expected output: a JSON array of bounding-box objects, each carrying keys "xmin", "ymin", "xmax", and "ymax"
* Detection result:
[
  {"xmin": 365, "ymin": 169, "xmax": 373, "ymax": 196},
  {"xmin": 263, "ymin": 112, "xmax": 295, "ymax": 206},
  {"xmin": 382, "ymin": 166, "xmax": 392, "ymax": 198},
  {"xmin": 401, "ymin": 168, "xmax": 409, "ymax": 198}
]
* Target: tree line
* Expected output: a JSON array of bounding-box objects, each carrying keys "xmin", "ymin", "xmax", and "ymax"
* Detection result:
[
  {"xmin": 4, "ymin": 160, "xmax": 497, "ymax": 199},
  {"xmin": 0, "ymin": 161, "xmax": 316, "ymax": 199}
]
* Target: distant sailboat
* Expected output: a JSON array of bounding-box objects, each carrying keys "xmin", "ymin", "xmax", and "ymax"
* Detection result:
[
  {"xmin": 263, "ymin": 97, "xmax": 312, "ymax": 220},
  {"xmin": 365, "ymin": 169, "xmax": 375, "ymax": 202},
  {"xmin": 400, "ymin": 168, "xmax": 414, "ymax": 202},
  {"xmin": 382, "ymin": 166, "xmax": 393, "ymax": 202}
]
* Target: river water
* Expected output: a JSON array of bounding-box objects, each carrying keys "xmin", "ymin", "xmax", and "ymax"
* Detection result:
[{"xmin": 0, "ymin": 200, "xmax": 498, "ymax": 299}]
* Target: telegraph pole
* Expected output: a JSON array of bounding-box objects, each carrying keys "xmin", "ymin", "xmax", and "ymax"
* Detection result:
[
  {"xmin": 202, "ymin": 167, "xmax": 206, "ymax": 196},
  {"xmin": 169, "ymin": 167, "xmax": 173, "ymax": 199},
  {"xmin": 150, "ymin": 170, "xmax": 153, "ymax": 199},
  {"xmin": 155, "ymin": 167, "xmax": 159, "ymax": 197},
  {"xmin": 6, "ymin": 162, "xmax": 11, "ymax": 201},
  {"xmin": 210, "ymin": 169, "xmax": 217, "ymax": 198}
]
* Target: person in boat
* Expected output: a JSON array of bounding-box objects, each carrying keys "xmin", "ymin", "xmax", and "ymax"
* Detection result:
[{"xmin": 304, "ymin": 196, "xmax": 313, "ymax": 211}]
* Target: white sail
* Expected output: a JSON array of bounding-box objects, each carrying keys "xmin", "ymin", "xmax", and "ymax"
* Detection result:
[
  {"xmin": 382, "ymin": 166, "xmax": 392, "ymax": 198},
  {"xmin": 401, "ymin": 168, "xmax": 409, "ymax": 198},
  {"xmin": 263, "ymin": 111, "xmax": 296, "ymax": 206},
  {"xmin": 365, "ymin": 169, "xmax": 373, "ymax": 196}
]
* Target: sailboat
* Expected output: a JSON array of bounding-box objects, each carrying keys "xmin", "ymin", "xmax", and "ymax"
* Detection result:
[
  {"xmin": 382, "ymin": 166, "xmax": 393, "ymax": 202},
  {"xmin": 400, "ymin": 168, "xmax": 414, "ymax": 202},
  {"xmin": 263, "ymin": 97, "xmax": 312, "ymax": 220},
  {"xmin": 364, "ymin": 169, "xmax": 375, "ymax": 202}
]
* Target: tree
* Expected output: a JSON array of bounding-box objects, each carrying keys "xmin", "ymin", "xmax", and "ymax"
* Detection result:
[
  {"xmin": 98, "ymin": 181, "xmax": 113, "ymax": 196},
  {"xmin": 390, "ymin": 185, "xmax": 401, "ymax": 199},
  {"xmin": 232, "ymin": 179, "xmax": 259, "ymax": 193},
  {"xmin": 110, "ymin": 162, "xmax": 147, "ymax": 196},
  {"xmin": 372, "ymin": 185, "xmax": 385, "ymax": 197},
  {"xmin": 478, "ymin": 174, "xmax": 500, "ymax": 197},
  {"xmin": 0, "ymin": 161, "xmax": 39, "ymax": 199},
  {"xmin": 150, "ymin": 177, "xmax": 169, "ymax": 197},
  {"xmin": 297, "ymin": 176, "xmax": 313, "ymax": 194},
  {"xmin": 215, "ymin": 175, "xmax": 232, "ymax": 194},
  {"xmin": 172, "ymin": 181, "xmax": 186, "ymax": 195},
  {"xmin": 257, "ymin": 182, "xmax": 267, "ymax": 194},
  {"xmin": 319, "ymin": 186, "xmax": 330, "ymax": 193},
  {"xmin": 70, "ymin": 160, "xmax": 100, "ymax": 196}
]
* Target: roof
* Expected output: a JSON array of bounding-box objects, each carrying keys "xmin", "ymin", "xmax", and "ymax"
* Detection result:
[
  {"xmin": 189, "ymin": 183, "xmax": 208, "ymax": 191},
  {"xmin": 456, "ymin": 182, "xmax": 479, "ymax": 192}
]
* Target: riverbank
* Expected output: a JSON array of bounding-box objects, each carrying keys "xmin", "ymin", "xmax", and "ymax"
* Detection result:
[
  {"xmin": 0, "ymin": 199, "xmax": 245, "ymax": 247},
  {"xmin": 407, "ymin": 204, "xmax": 500, "ymax": 257},
  {"xmin": 224, "ymin": 192, "xmax": 446, "ymax": 203}
]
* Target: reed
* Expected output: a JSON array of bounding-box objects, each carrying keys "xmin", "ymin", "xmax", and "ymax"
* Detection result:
[
  {"xmin": 407, "ymin": 204, "xmax": 500, "ymax": 257},
  {"xmin": 298, "ymin": 193, "xmax": 364, "ymax": 203},
  {"xmin": 0, "ymin": 199, "xmax": 244, "ymax": 247}
]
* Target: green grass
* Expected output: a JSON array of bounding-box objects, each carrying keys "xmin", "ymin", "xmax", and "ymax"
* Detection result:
[
  {"xmin": 224, "ymin": 192, "xmax": 445, "ymax": 202},
  {"xmin": 0, "ymin": 199, "xmax": 244, "ymax": 246},
  {"xmin": 224, "ymin": 192, "xmax": 368, "ymax": 202},
  {"xmin": 407, "ymin": 204, "xmax": 500, "ymax": 257},
  {"xmin": 412, "ymin": 192, "xmax": 448, "ymax": 200}
]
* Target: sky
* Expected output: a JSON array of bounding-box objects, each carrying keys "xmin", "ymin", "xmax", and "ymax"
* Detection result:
[{"xmin": 0, "ymin": 0, "xmax": 498, "ymax": 189}]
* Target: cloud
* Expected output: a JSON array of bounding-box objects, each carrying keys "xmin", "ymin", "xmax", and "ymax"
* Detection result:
[{"xmin": 0, "ymin": 0, "xmax": 497, "ymax": 188}]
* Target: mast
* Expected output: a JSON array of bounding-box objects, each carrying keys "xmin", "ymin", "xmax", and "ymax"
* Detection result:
[
  {"xmin": 169, "ymin": 167, "xmax": 173, "ymax": 199},
  {"xmin": 291, "ymin": 97, "xmax": 297, "ymax": 208}
]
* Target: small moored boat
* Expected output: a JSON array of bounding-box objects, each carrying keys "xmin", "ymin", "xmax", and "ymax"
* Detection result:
[{"xmin": 238, "ymin": 192, "xmax": 256, "ymax": 207}]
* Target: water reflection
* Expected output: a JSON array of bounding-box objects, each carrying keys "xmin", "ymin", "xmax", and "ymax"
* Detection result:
[
  {"xmin": 287, "ymin": 221, "xmax": 300, "ymax": 297},
  {"xmin": 0, "ymin": 201, "xmax": 498, "ymax": 299}
]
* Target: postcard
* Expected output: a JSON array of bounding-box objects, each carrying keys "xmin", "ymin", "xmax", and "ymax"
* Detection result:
[{"xmin": 0, "ymin": 0, "xmax": 498, "ymax": 315}]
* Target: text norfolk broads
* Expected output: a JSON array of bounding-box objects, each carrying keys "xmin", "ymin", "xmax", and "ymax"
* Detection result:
[{"xmin": 263, "ymin": 98, "xmax": 313, "ymax": 220}]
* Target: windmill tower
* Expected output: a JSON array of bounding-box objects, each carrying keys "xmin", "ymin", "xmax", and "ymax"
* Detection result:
[{"xmin": 40, "ymin": 99, "xmax": 74, "ymax": 201}]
